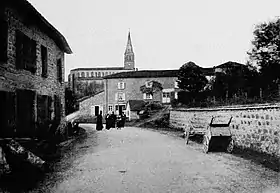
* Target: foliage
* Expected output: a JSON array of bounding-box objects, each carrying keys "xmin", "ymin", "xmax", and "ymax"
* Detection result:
[
  {"xmin": 140, "ymin": 81, "xmax": 163, "ymax": 94},
  {"xmin": 177, "ymin": 61, "xmax": 208, "ymax": 93},
  {"xmin": 248, "ymin": 17, "xmax": 280, "ymax": 91},
  {"xmin": 212, "ymin": 64, "xmax": 260, "ymax": 99},
  {"xmin": 65, "ymin": 88, "xmax": 78, "ymax": 115}
]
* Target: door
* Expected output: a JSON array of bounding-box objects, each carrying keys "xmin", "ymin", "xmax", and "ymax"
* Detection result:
[
  {"xmin": 95, "ymin": 106, "xmax": 99, "ymax": 116},
  {"xmin": 16, "ymin": 89, "xmax": 36, "ymax": 137},
  {"xmin": 0, "ymin": 91, "xmax": 16, "ymax": 137}
]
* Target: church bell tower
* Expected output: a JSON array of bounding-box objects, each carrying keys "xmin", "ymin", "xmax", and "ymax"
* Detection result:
[{"xmin": 124, "ymin": 31, "xmax": 135, "ymax": 70}]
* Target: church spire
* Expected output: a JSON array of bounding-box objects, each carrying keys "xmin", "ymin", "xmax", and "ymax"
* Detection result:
[
  {"xmin": 124, "ymin": 31, "xmax": 135, "ymax": 70},
  {"xmin": 125, "ymin": 31, "xmax": 133, "ymax": 54}
]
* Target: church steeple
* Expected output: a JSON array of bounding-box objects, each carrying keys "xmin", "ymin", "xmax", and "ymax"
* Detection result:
[{"xmin": 124, "ymin": 31, "xmax": 135, "ymax": 70}]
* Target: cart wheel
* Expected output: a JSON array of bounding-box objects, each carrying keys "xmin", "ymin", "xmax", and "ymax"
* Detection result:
[
  {"xmin": 226, "ymin": 139, "xmax": 234, "ymax": 153},
  {"xmin": 203, "ymin": 136, "xmax": 209, "ymax": 153}
]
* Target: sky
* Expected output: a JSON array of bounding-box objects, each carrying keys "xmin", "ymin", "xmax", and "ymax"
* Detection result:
[{"xmin": 28, "ymin": 0, "xmax": 280, "ymax": 79}]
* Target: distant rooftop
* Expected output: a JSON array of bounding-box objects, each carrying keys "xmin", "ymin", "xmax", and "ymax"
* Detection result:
[
  {"xmin": 103, "ymin": 70, "xmax": 179, "ymax": 79},
  {"xmin": 71, "ymin": 67, "xmax": 126, "ymax": 71}
]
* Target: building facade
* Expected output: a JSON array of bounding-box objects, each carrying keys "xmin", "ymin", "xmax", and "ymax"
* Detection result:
[
  {"xmin": 78, "ymin": 91, "xmax": 105, "ymax": 117},
  {"xmin": 69, "ymin": 32, "xmax": 136, "ymax": 97},
  {"xmin": 0, "ymin": 0, "xmax": 72, "ymax": 137},
  {"xmin": 103, "ymin": 70, "xmax": 180, "ymax": 115}
]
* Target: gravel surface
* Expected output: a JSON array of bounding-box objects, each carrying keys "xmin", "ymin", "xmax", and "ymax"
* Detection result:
[{"xmin": 26, "ymin": 124, "xmax": 280, "ymax": 193}]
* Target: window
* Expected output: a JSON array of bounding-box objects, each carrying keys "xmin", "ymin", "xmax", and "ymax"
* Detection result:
[
  {"xmin": 105, "ymin": 72, "xmax": 108, "ymax": 76},
  {"xmin": 95, "ymin": 72, "xmax": 98, "ymax": 77},
  {"xmin": 108, "ymin": 105, "xmax": 113, "ymax": 112},
  {"xmin": 57, "ymin": 58, "xmax": 62, "ymax": 83},
  {"xmin": 174, "ymin": 81, "xmax": 179, "ymax": 88},
  {"xmin": 91, "ymin": 72, "xmax": 94, "ymax": 77},
  {"xmin": 175, "ymin": 92, "xmax": 178, "ymax": 99},
  {"xmin": 117, "ymin": 82, "xmax": 125, "ymax": 90},
  {"xmin": 86, "ymin": 72, "xmax": 89, "ymax": 77},
  {"xmin": 0, "ymin": 14, "xmax": 8, "ymax": 62},
  {"xmin": 81, "ymin": 72, "xmax": 85, "ymax": 77},
  {"xmin": 37, "ymin": 95, "xmax": 52, "ymax": 124},
  {"xmin": 41, "ymin": 45, "xmax": 48, "ymax": 77},
  {"xmin": 163, "ymin": 92, "xmax": 171, "ymax": 103},
  {"xmin": 102, "ymin": 72, "xmax": 104, "ymax": 77},
  {"xmin": 98, "ymin": 72, "xmax": 101, "ymax": 77},
  {"xmin": 115, "ymin": 92, "xmax": 125, "ymax": 101},
  {"xmin": 54, "ymin": 95, "xmax": 61, "ymax": 121},
  {"xmin": 143, "ymin": 93, "xmax": 153, "ymax": 99},
  {"xmin": 16, "ymin": 30, "xmax": 37, "ymax": 73}
]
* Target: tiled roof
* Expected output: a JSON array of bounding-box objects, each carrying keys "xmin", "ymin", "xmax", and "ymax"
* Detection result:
[
  {"xmin": 77, "ymin": 91, "xmax": 104, "ymax": 102},
  {"xmin": 127, "ymin": 100, "xmax": 146, "ymax": 111},
  {"xmin": 71, "ymin": 67, "xmax": 125, "ymax": 71},
  {"xmin": 104, "ymin": 70, "xmax": 179, "ymax": 79},
  {"xmin": 5, "ymin": 0, "xmax": 72, "ymax": 54},
  {"xmin": 214, "ymin": 61, "xmax": 245, "ymax": 69}
]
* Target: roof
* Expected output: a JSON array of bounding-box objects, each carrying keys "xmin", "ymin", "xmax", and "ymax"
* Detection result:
[
  {"xmin": 71, "ymin": 67, "xmax": 125, "ymax": 71},
  {"xmin": 77, "ymin": 91, "xmax": 104, "ymax": 102},
  {"xmin": 127, "ymin": 100, "xmax": 146, "ymax": 111},
  {"xmin": 214, "ymin": 61, "xmax": 245, "ymax": 69},
  {"xmin": 104, "ymin": 70, "xmax": 179, "ymax": 79},
  {"xmin": 4, "ymin": 0, "xmax": 72, "ymax": 54}
]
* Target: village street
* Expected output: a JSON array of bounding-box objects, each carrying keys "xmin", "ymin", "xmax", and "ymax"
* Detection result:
[{"xmin": 31, "ymin": 124, "xmax": 279, "ymax": 193}]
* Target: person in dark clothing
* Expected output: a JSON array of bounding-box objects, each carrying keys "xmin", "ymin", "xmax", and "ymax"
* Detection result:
[
  {"xmin": 121, "ymin": 112, "xmax": 126, "ymax": 128},
  {"xmin": 111, "ymin": 112, "xmax": 116, "ymax": 129},
  {"xmin": 96, "ymin": 111, "xmax": 103, "ymax": 131},
  {"xmin": 116, "ymin": 114, "xmax": 122, "ymax": 129},
  {"xmin": 105, "ymin": 113, "xmax": 111, "ymax": 130}
]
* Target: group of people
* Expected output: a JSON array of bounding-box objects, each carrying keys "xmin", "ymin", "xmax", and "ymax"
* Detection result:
[{"xmin": 96, "ymin": 111, "xmax": 126, "ymax": 131}]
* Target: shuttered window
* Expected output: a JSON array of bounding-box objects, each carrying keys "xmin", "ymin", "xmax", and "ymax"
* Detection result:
[
  {"xmin": 117, "ymin": 82, "xmax": 125, "ymax": 90},
  {"xmin": 57, "ymin": 59, "xmax": 62, "ymax": 83},
  {"xmin": 37, "ymin": 95, "xmax": 52, "ymax": 125},
  {"xmin": 16, "ymin": 30, "xmax": 37, "ymax": 73},
  {"xmin": 0, "ymin": 11, "xmax": 8, "ymax": 63},
  {"xmin": 41, "ymin": 45, "xmax": 48, "ymax": 77}
]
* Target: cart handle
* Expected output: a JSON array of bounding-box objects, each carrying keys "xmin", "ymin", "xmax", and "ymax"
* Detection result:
[{"xmin": 227, "ymin": 117, "xmax": 233, "ymax": 126}]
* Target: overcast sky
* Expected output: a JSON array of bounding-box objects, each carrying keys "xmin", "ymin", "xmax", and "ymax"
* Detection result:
[{"xmin": 28, "ymin": 0, "xmax": 280, "ymax": 79}]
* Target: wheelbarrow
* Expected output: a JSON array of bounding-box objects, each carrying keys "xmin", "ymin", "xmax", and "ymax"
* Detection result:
[{"xmin": 202, "ymin": 116, "xmax": 234, "ymax": 153}]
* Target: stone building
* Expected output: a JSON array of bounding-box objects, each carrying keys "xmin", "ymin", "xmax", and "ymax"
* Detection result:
[
  {"xmin": 78, "ymin": 91, "xmax": 105, "ymax": 117},
  {"xmin": 0, "ymin": 0, "xmax": 72, "ymax": 137},
  {"xmin": 103, "ymin": 70, "xmax": 181, "ymax": 115},
  {"xmin": 68, "ymin": 32, "xmax": 136, "ymax": 97}
]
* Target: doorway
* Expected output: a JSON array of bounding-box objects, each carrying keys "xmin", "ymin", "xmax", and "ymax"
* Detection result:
[{"xmin": 95, "ymin": 106, "xmax": 99, "ymax": 116}]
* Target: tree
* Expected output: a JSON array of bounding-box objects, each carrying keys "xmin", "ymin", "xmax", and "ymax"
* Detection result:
[
  {"xmin": 177, "ymin": 61, "xmax": 208, "ymax": 93},
  {"xmin": 248, "ymin": 17, "xmax": 280, "ymax": 93},
  {"xmin": 65, "ymin": 88, "xmax": 77, "ymax": 115}
]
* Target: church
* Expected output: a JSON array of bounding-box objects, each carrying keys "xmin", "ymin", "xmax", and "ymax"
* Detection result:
[{"xmin": 68, "ymin": 32, "xmax": 136, "ymax": 97}]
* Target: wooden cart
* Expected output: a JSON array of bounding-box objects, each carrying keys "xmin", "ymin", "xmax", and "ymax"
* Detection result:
[{"xmin": 202, "ymin": 117, "xmax": 234, "ymax": 153}]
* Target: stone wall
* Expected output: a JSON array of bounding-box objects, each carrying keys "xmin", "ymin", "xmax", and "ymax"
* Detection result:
[
  {"xmin": 0, "ymin": 7, "xmax": 66, "ymax": 136},
  {"xmin": 170, "ymin": 104, "xmax": 280, "ymax": 158},
  {"xmin": 79, "ymin": 91, "xmax": 105, "ymax": 116}
]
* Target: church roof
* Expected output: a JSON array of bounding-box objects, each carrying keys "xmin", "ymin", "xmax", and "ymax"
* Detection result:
[
  {"xmin": 71, "ymin": 67, "xmax": 125, "ymax": 71},
  {"xmin": 104, "ymin": 70, "xmax": 179, "ymax": 79}
]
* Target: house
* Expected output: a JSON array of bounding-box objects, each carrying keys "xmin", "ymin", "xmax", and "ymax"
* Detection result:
[
  {"xmin": 103, "ymin": 70, "xmax": 180, "ymax": 115},
  {"xmin": 0, "ymin": 0, "xmax": 72, "ymax": 137},
  {"xmin": 68, "ymin": 32, "xmax": 137, "ymax": 97},
  {"xmin": 78, "ymin": 91, "xmax": 105, "ymax": 117},
  {"xmin": 126, "ymin": 100, "xmax": 146, "ymax": 121}
]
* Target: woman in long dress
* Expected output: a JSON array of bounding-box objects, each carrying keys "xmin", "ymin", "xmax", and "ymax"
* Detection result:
[{"xmin": 96, "ymin": 111, "xmax": 103, "ymax": 131}]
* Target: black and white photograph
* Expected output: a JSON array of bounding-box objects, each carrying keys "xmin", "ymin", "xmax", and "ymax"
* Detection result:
[{"xmin": 0, "ymin": 0, "xmax": 279, "ymax": 192}]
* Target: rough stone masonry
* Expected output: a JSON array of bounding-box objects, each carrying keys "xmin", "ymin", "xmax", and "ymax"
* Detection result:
[{"xmin": 170, "ymin": 104, "xmax": 280, "ymax": 158}]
